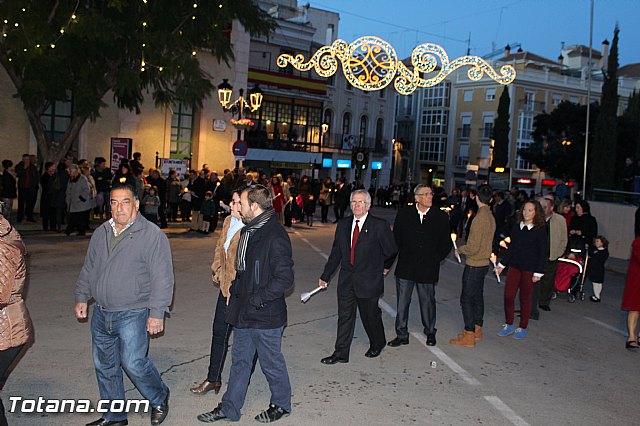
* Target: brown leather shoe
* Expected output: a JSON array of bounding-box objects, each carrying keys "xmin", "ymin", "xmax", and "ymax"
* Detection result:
[
  {"xmin": 190, "ymin": 380, "xmax": 222, "ymax": 395},
  {"xmin": 449, "ymin": 330, "xmax": 476, "ymax": 348}
]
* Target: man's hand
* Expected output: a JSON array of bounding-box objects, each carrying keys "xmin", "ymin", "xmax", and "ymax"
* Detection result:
[
  {"xmin": 494, "ymin": 266, "xmax": 505, "ymax": 276},
  {"xmin": 147, "ymin": 317, "xmax": 164, "ymax": 335},
  {"xmin": 383, "ymin": 268, "xmax": 390, "ymax": 276},
  {"xmin": 532, "ymin": 275, "xmax": 541, "ymax": 283},
  {"xmin": 75, "ymin": 303, "xmax": 88, "ymax": 319},
  {"xmin": 319, "ymin": 278, "xmax": 329, "ymax": 289}
]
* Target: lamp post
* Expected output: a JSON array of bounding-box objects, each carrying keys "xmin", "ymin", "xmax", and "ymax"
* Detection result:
[{"xmin": 217, "ymin": 79, "xmax": 263, "ymax": 168}]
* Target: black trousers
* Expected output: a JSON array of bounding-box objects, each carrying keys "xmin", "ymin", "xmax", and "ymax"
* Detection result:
[
  {"xmin": 320, "ymin": 203, "xmax": 330, "ymax": 223},
  {"xmin": 334, "ymin": 286, "xmax": 386, "ymax": 359},
  {"xmin": 460, "ymin": 265, "xmax": 489, "ymax": 331},
  {"xmin": 0, "ymin": 345, "xmax": 25, "ymax": 424},
  {"xmin": 207, "ymin": 292, "xmax": 233, "ymax": 383},
  {"xmin": 66, "ymin": 210, "xmax": 87, "ymax": 235},
  {"xmin": 17, "ymin": 188, "xmax": 37, "ymax": 221},
  {"xmin": 531, "ymin": 259, "xmax": 559, "ymax": 316}
]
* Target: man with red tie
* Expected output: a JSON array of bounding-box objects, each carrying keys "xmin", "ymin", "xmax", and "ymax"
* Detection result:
[{"xmin": 319, "ymin": 189, "xmax": 398, "ymax": 364}]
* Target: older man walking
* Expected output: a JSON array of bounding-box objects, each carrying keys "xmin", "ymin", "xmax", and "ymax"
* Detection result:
[
  {"xmin": 318, "ymin": 189, "xmax": 397, "ymax": 363},
  {"xmin": 74, "ymin": 183, "xmax": 174, "ymax": 426},
  {"xmin": 197, "ymin": 185, "xmax": 294, "ymax": 423},
  {"xmin": 388, "ymin": 184, "xmax": 451, "ymax": 347}
]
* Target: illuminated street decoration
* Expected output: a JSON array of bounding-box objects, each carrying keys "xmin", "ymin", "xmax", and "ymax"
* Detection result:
[{"xmin": 277, "ymin": 36, "xmax": 516, "ymax": 95}]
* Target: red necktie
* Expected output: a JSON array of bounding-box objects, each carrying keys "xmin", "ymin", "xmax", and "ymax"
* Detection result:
[{"xmin": 350, "ymin": 219, "xmax": 360, "ymax": 265}]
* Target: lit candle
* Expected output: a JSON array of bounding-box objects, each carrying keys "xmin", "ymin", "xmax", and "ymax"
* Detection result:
[
  {"xmin": 451, "ymin": 233, "xmax": 461, "ymax": 263},
  {"xmin": 499, "ymin": 240, "xmax": 508, "ymax": 249},
  {"xmin": 490, "ymin": 253, "xmax": 501, "ymax": 283}
]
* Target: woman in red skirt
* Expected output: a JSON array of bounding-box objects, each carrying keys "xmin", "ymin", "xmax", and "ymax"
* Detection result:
[{"xmin": 622, "ymin": 236, "xmax": 640, "ymax": 351}]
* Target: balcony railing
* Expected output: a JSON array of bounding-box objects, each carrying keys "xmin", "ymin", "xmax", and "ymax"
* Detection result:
[
  {"xmin": 518, "ymin": 99, "xmax": 546, "ymax": 113},
  {"xmin": 478, "ymin": 127, "xmax": 493, "ymax": 140},
  {"xmin": 322, "ymin": 134, "xmax": 388, "ymax": 154},
  {"xmin": 244, "ymin": 133, "xmax": 321, "ymax": 153},
  {"xmin": 457, "ymin": 127, "xmax": 471, "ymax": 140},
  {"xmin": 456, "ymin": 156, "xmax": 469, "ymax": 166}
]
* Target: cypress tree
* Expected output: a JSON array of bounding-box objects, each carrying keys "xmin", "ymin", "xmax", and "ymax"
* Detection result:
[
  {"xmin": 491, "ymin": 86, "xmax": 511, "ymax": 167},
  {"xmin": 590, "ymin": 25, "xmax": 620, "ymax": 190}
]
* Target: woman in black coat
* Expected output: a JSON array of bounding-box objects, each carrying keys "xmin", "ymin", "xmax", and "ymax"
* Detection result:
[{"xmin": 568, "ymin": 200, "xmax": 598, "ymax": 250}]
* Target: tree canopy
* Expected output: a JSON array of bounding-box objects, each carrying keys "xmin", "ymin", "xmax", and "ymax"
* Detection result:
[
  {"xmin": 519, "ymin": 100, "xmax": 599, "ymax": 181},
  {"xmin": 0, "ymin": 0, "xmax": 273, "ymax": 162}
]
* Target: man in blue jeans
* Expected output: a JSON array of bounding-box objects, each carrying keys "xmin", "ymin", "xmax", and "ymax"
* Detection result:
[
  {"xmin": 75, "ymin": 183, "xmax": 174, "ymax": 426},
  {"xmin": 197, "ymin": 185, "xmax": 293, "ymax": 423}
]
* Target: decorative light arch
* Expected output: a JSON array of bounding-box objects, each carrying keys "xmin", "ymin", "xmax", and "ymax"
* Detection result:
[{"xmin": 277, "ymin": 36, "xmax": 516, "ymax": 95}]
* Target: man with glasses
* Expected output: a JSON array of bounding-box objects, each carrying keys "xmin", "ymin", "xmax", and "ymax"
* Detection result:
[
  {"xmin": 530, "ymin": 195, "xmax": 567, "ymax": 319},
  {"xmin": 388, "ymin": 184, "xmax": 451, "ymax": 348},
  {"xmin": 319, "ymin": 189, "xmax": 397, "ymax": 363}
]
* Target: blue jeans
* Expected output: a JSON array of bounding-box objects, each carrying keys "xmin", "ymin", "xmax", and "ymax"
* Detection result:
[
  {"xmin": 395, "ymin": 278, "xmax": 436, "ymax": 339},
  {"xmin": 460, "ymin": 265, "xmax": 489, "ymax": 331},
  {"xmin": 221, "ymin": 326, "xmax": 291, "ymax": 421},
  {"xmin": 91, "ymin": 305, "xmax": 169, "ymax": 422}
]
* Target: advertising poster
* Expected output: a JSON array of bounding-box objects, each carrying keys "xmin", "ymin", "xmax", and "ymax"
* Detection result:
[{"xmin": 110, "ymin": 138, "xmax": 132, "ymax": 174}]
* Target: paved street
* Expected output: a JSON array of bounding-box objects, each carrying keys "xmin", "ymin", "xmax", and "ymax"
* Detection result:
[{"xmin": 4, "ymin": 207, "xmax": 637, "ymax": 425}]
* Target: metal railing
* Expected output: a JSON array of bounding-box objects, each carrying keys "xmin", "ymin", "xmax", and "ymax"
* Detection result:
[{"xmin": 592, "ymin": 188, "xmax": 640, "ymax": 206}]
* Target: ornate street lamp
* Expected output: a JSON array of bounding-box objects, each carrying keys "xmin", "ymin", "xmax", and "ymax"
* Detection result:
[{"xmin": 217, "ymin": 79, "xmax": 263, "ymax": 115}]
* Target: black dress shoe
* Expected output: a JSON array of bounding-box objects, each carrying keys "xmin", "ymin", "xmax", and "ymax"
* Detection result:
[
  {"xmin": 539, "ymin": 305, "xmax": 551, "ymax": 312},
  {"xmin": 426, "ymin": 333, "xmax": 437, "ymax": 346},
  {"xmin": 387, "ymin": 337, "xmax": 409, "ymax": 347},
  {"xmin": 150, "ymin": 392, "xmax": 169, "ymax": 425},
  {"xmin": 320, "ymin": 354, "xmax": 348, "ymax": 364},
  {"xmin": 364, "ymin": 347, "xmax": 383, "ymax": 358},
  {"xmin": 197, "ymin": 404, "xmax": 227, "ymax": 422},
  {"xmin": 86, "ymin": 419, "xmax": 128, "ymax": 426}
]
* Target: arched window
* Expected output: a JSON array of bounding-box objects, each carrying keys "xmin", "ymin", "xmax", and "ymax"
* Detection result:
[
  {"xmin": 342, "ymin": 112, "xmax": 352, "ymax": 135},
  {"xmin": 375, "ymin": 118, "xmax": 384, "ymax": 147},
  {"xmin": 359, "ymin": 115, "xmax": 368, "ymax": 145}
]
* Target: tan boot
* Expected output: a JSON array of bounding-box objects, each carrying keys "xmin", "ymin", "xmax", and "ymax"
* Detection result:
[
  {"xmin": 449, "ymin": 330, "xmax": 476, "ymax": 348},
  {"xmin": 474, "ymin": 325, "xmax": 483, "ymax": 341}
]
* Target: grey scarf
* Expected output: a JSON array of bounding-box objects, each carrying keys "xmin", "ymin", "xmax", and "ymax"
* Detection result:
[{"xmin": 236, "ymin": 208, "xmax": 275, "ymax": 273}]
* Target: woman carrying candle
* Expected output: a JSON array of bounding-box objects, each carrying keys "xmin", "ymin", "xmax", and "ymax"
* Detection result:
[{"xmin": 494, "ymin": 200, "xmax": 548, "ymax": 340}]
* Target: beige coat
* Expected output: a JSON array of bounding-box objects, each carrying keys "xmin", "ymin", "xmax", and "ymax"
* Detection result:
[
  {"xmin": 0, "ymin": 216, "xmax": 34, "ymax": 350},
  {"xmin": 548, "ymin": 212, "xmax": 568, "ymax": 261},
  {"xmin": 211, "ymin": 215, "xmax": 242, "ymax": 303}
]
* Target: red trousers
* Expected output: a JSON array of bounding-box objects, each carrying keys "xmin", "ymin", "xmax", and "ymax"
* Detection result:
[{"xmin": 504, "ymin": 267, "xmax": 534, "ymax": 329}]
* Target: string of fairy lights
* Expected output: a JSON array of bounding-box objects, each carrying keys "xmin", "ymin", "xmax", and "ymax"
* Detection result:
[{"xmin": 1, "ymin": 1, "xmax": 225, "ymax": 71}]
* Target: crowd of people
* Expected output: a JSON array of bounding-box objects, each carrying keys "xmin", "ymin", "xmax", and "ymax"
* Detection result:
[{"xmin": 5, "ymin": 148, "xmax": 640, "ymax": 424}]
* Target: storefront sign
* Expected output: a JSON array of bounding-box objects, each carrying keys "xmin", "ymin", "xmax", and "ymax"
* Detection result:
[{"xmin": 160, "ymin": 158, "xmax": 188, "ymax": 178}]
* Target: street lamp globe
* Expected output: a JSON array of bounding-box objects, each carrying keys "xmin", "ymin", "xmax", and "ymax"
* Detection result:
[
  {"xmin": 248, "ymin": 84, "xmax": 263, "ymax": 111},
  {"xmin": 217, "ymin": 79, "xmax": 233, "ymax": 108}
]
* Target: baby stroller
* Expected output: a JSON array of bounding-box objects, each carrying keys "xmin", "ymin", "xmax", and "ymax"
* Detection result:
[{"xmin": 554, "ymin": 247, "xmax": 588, "ymax": 303}]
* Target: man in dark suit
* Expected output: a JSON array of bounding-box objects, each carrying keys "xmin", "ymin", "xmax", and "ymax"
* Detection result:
[
  {"xmin": 388, "ymin": 184, "xmax": 452, "ymax": 347},
  {"xmin": 332, "ymin": 178, "xmax": 350, "ymax": 223},
  {"xmin": 319, "ymin": 189, "xmax": 397, "ymax": 363}
]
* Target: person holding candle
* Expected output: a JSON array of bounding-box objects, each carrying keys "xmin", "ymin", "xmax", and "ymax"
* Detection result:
[
  {"xmin": 494, "ymin": 200, "xmax": 548, "ymax": 339},
  {"xmin": 449, "ymin": 185, "xmax": 495, "ymax": 348},
  {"xmin": 388, "ymin": 184, "xmax": 451, "ymax": 348}
]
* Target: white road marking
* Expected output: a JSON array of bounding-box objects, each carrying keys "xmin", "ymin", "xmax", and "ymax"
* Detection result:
[
  {"xmin": 584, "ymin": 316, "xmax": 627, "ymax": 336},
  {"xmin": 484, "ymin": 396, "xmax": 531, "ymax": 426},
  {"xmin": 294, "ymin": 231, "xmax": 526, "ymax": 424},
  {"xmin": 293, "ymin": 231, "xmax": 329, "ymax": 260}
]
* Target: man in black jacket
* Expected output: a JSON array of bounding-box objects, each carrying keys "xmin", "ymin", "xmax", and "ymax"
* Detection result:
[
  {"xmin": 197, "ymin": 185, "xmax": 293, "ymax": 424},
  {"xmin": 319, "ymin": 189, "xmax": 397, "ymax": 363},
  {"xmin": 332, "ymin": 177, "xmax": 350, "ymax": 223},
  {"xmin": 14, "ymin": 154, "xmax": 39, "ymax": 222},
  {"xmin": 388, "ymin": 184, "xmax": 452, "ymax": 347}
]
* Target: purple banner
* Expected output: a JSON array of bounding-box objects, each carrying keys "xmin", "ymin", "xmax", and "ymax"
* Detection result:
[{"xmin": 110, "ymin": 138, "xmax": 132, "ymax": 174}]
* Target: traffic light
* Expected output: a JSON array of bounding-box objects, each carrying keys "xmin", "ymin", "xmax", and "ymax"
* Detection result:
[{"xmin": 351, "ymin": 148, "xmax": 369, "ymax": 169}]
